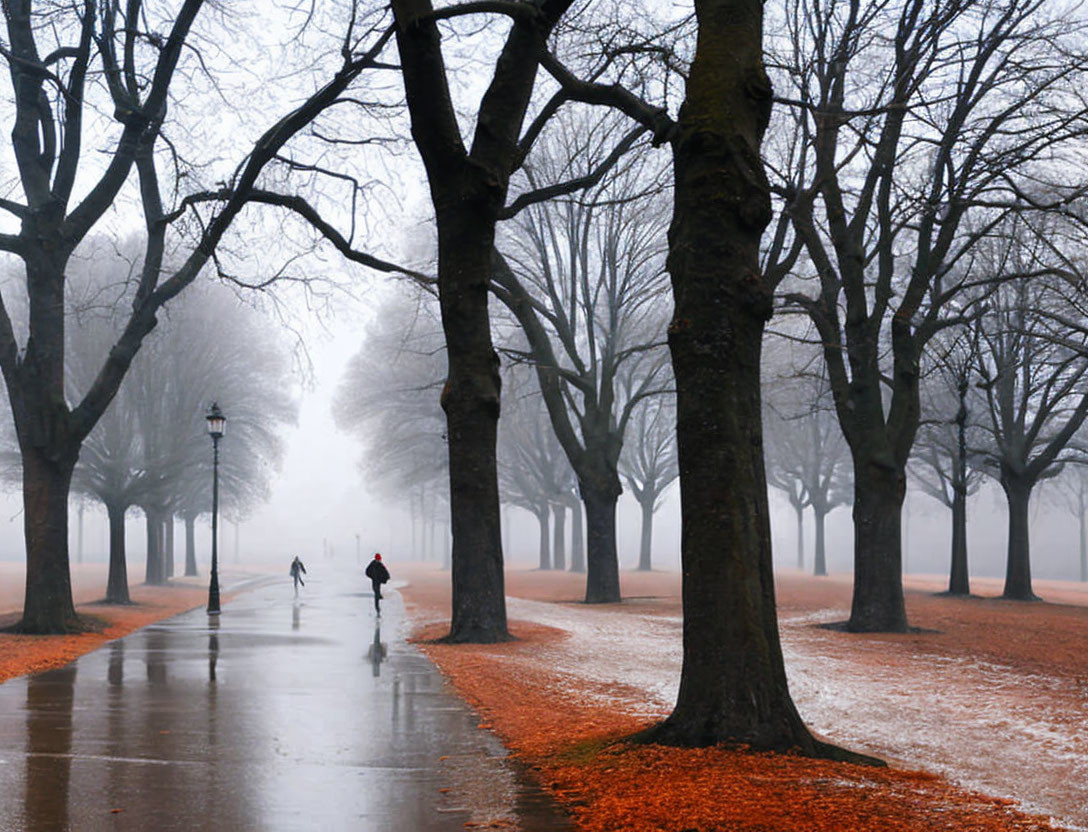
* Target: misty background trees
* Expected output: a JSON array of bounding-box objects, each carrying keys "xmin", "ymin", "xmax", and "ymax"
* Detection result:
[
  {"xmin": 765, "ymin": 0, "xmax": 1088, "ymax": 631},
  {"xmin": 764, "ymin": 364, "xmax": 851, "ymax": 578},
  {"xmin": 492, "ymin": 120, "xmax": 672, "ymax": 601},
  {"xmin": 65, "ymin": 247, "xmax": 297, "ymax": 601},
  {"xmin": 334, "ymin": 286, "xmax": 677, "ymax": 576},
  {"xmin": 4, "ymin": 0, "xmax": 1088, "ymax": 764}
]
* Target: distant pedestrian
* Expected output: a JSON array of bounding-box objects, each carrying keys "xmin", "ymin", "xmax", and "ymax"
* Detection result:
[
  {"xmin": 365, "ymin": 553, "xmax": 390, "ymax": 614},
  {"xmin": 290, "ymin": 556, "xmax": 307, "ymax": 596}
]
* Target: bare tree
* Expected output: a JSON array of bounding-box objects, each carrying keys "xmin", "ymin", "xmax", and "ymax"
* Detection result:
[
  {"xmin": 768, "ymin": 0, "xmax": 1088, "ymax": 631},
  {"xmin": 619, "ymin": 394, "xmax": 678, "ymax": 572},
  {"xmin": 911, "ymin": 330, "xmax": 986, "ymax": 595},
  {"xmin": 69, "ymin": 261, "xmax": 297, "ymax": 597},
  {"xmin": 491, "ymin": 122, "xmax": 671, "ymax": 601},
  {"xmin": 66, "ymin": 255, "xmax": 143, "ymax": 603},
  {"xmin": 388, "ymin": 0, "xmax": 664, "ymax": 638},
  {"xmin": 497, "ymin": 373, "xmax": 573, "ymax": 570},
  {"xmin": 763, "ymin": 411, "xmax": 811, "ymax": 571},
  {"xmin": 0, "ymin": 2, "xmax": 409, "ymax": 632},
  {"xmin": 765, "ymin": 372, "xmax": 852, "ymax": 577},
  {"xmin": 973, "ymin": 240, "xmax": 1088, "ymax": 600},
  {"xmin": 132, "ymin": 283, "xmax": 298, "ymax": 582},
  {"xmin": 537, "ymin": 0, "xmax": 880, "ymax": 759},
  {"xmin": 333, "ymin": 291, "xmax": 449, "ymax": 516}
]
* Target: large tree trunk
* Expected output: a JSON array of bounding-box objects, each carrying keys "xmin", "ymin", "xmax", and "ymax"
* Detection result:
[
  {"xmin": 581, "ymin": 479, "xmax": 621, "ymax": 603},
  {"xmin": 437, "ymin": 213, "xmax": 508, "ymax": 642},
  {"xmin": 642, "ymin": 0, "xmax": 856, "ymax": 759},
  {"xmin": 569, "ymin": 499, "xmax": 585, "ymax": 573},
  {"xmin": 813, "ymin": 505, "xmax": 828, "ymax": 577},
  {"xmin": 847, "ymin": 461, "xmax": 909, "ymax": 632},
  {"xmin": 947, "ymin": 484, "xmax": 970, "ymax": 595},
  {"xmin": 552, "ymin": 503, "xmax": 566, "ymax": 571},
  {"xmin": 105, "ymin": 500, "xmax": 131, "ymax": 604},
  {"xmin": 18, "ymin": 449, "xmax": 80, "ymax": 633},
  {"xmin": 1001, "ymin": 475, "xmax": 1037, "ymax": 600},
  {"xmin": 536, "ymin": 507, "xmax": 551, "ymax": 570},
  {"xmin": 637, "ymin": 496, "xmax": 655, "ymax": 571},
  {"xmin": 184, "ymin": 515, "xmax": 198, "ymax": 577}
]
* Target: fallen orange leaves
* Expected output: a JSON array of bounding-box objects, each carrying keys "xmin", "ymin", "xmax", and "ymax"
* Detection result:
[{"xmin": 404, "ymin": 571, "xmax": 1059, "ymax": 832}]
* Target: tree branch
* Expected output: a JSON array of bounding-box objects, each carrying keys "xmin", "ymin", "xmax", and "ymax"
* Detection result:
[{"xmin": 500, "ymin": 125, "xmax": 647, "ymax": 219}]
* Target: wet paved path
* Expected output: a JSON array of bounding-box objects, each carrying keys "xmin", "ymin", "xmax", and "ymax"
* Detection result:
[{"xmin": 0, "ymin": 570, "xmax": 568, "ymax": 831}]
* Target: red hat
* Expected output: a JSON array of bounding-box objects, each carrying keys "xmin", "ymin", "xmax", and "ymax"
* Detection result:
[{"xmin": 374, "ymin": 553, "xmax": 382, "ymax": 561}]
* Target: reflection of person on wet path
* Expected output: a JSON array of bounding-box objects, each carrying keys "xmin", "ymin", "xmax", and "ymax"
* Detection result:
[
  {"xmin": 364, "ymin": 553, "xmax": 390, "ymax": 614},
  {"xmin": 368, "ymin": 625, "xmax": 386, "ymax": 677},
  {"xmin": 289, "ymin": 556, "xmax": 307, "ymax": 595}
]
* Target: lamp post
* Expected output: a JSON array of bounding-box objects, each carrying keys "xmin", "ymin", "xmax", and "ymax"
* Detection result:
[{"xmin": 206, "ymin": 402, "xmax": 226, "ymax": 614}]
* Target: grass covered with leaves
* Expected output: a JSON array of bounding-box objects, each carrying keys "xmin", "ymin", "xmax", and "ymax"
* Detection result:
[{"xmin": 405, "ymin": 566, "xmax": 1064, "ymax": 832}]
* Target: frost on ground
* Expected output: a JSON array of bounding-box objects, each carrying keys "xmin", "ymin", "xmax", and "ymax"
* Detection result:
[{"xmin": 502, "ymin": 586, "xmax": 1088, "ymax": 832}]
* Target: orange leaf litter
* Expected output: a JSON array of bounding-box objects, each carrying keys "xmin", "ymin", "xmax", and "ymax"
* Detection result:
[
  {"xmin": 402, "ymin": 565, "xmax": 1061, "ymax": 832},
  {"xmin": 0, "ymin": 562, "xmax": 1071, "ymax": 830}
]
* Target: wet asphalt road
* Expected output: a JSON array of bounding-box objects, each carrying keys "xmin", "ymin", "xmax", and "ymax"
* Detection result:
[{"xmin": 0, "ymin": 570, "xmax": 570, "ymax": 831}]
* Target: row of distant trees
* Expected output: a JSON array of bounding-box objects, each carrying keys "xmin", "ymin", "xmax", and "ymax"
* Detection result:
[
  {"xmin": 765, "ymin": 216, "xmax": 1088, "ymax": 599},
  {"xmin": 0, "ymin": 241, "xmax": 297, "ymax": 604},
  {"xmin": 333, "ymin": 122, "xmax": 681, "ymax": 579},
  {"xmin": 333, "ymin": 243, "xmax": 679, "ymax": 579}
]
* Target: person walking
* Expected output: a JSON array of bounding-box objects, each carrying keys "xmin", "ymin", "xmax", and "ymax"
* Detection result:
[
  {"xmin": 364, "ymin": 553, "xmax": 390, "ymax": 614},
  {"xmin": 289, "ymin": 556, "xmax": 307, "ymax": 596}
]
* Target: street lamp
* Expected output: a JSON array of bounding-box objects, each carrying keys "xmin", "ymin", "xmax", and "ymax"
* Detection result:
[{"xmin": 206, "ymin": 402, "xmax": 226, "ymax": 614}]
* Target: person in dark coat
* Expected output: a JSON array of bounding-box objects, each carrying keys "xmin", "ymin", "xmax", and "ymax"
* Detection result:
[
  {"xmin": 364, "ymin": 553, "xmax": 390, "ymax": 614},
  {"xmin": 289, "ymin": 555, "xmax": 307, "ymax": 596}
]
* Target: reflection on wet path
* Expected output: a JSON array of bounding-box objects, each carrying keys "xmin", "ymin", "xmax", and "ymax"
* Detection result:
[
  {"xmin": 369, "ymin": 624, "xmax": 387, "ymax": 677},
  {"xmin": 23, "ymin": 665, "xmax": 76, "ymax": 831},
  {"xmin": 0, "ymin": 572, "xmax": 570, "ymax": 831}
]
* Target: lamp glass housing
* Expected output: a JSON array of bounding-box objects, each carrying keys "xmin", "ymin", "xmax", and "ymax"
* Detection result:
[{"xmin": 206, "ymin": 403, "xmax": 226, "ymax": 438}]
